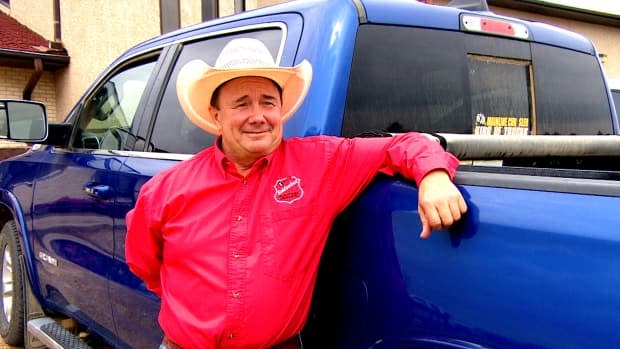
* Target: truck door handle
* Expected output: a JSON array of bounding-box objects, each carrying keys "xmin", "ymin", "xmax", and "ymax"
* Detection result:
[{"xmin": 83, "ymin": 184, "xmax": 112, "ymax": 199}]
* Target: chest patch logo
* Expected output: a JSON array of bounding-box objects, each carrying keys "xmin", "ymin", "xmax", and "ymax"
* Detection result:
[{"xmin": 274, "ymin": 176, "xmax": 304, "ymax": 204}]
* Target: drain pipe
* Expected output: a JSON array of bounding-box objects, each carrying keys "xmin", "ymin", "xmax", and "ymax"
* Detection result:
[
  {"xmin": 22, "ymin": 58, "xmax": 43, "ymax": 100},
  {"xmin": 22, "ymin": 0, "xmax": 62, "ymax": 100},
  {"xmin": 234, "ymin": 0, "xmax": 245, "ymax": 13},
  {"xmin": 53, "ymin": 0, "xmax": 61, "ymax": 42}
]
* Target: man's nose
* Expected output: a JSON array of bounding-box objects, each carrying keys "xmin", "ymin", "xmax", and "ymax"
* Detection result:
[{"xmin": 247, "ymin": 104, "xmax": 267, "ymax": 122}]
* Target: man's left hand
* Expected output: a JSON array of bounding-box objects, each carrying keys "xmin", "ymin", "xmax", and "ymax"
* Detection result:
[{"xmin": 417, "ymin": 170, "xmax": 467, "ymax": 239}]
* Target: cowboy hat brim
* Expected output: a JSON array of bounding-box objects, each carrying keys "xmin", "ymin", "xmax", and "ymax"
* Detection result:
[{"xmin": 177, "ymin": 59, "xmax": 313, "ymax": 135}]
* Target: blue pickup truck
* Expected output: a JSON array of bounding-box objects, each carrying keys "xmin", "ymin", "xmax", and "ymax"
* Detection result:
[{"xmin": 0, "ymin": 0, "xmax": 619, "ymax": 348}]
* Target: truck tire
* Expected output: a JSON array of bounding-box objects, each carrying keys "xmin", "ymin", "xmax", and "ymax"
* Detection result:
[{"xmin": 0, "ymin": 220, "xmax": 25, "ymax": 346}]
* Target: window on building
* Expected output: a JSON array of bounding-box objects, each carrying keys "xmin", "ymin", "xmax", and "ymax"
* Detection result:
[
  {"xmin": 160, "ymin": 0, "xmax": 180, "ymax": 34},
  {"xmin": 202, "ymin": 0, "xmax": 219, "ymax": 21}
]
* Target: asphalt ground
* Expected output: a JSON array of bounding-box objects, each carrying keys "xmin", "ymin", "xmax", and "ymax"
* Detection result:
[{"xmin": 0, "ymin": 337, "xmax": 21, "ymax": 349}]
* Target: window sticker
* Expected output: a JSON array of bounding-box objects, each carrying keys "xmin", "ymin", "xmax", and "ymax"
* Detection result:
[{"xmin": 474, "ymin": 113, "xmax": 529, "ymax": 135}]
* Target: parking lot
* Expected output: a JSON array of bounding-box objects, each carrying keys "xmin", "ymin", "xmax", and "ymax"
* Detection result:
[{"xmin": 0, "ymin": 338, "xmax": 20, "ymax": 349}]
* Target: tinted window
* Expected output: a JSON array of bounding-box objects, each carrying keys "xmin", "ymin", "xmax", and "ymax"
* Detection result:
[
  {"xmin": 73, "ymin": 60, "xmax": 157, "ymax": 150},
  {"xmin": 612, "ymin": 90, "xmax": 620, "ymax": 116},
  {"xmin": 343, "ymin": 25, "xmax": 613, "ymax": 137},
  {"xmin": 151, "ymin": 29, "xmax": 283, "ymax": 154},
  {"xmin": 343, "ymin": 25, "xmax": 470, "ymax": 136},
  {"xmin": 532, "ymin": 44, "xmax": 612, "ymax": 135}
]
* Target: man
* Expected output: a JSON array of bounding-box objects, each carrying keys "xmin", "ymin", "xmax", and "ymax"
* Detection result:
[{"xmin": 125, "ymin": 38, "xmax": 467, "ymax": 349}]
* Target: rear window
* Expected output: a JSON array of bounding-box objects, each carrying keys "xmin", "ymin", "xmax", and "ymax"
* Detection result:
[{"xmin": 342, "ymin": 25, "xmax": 613, "ymax": 137}]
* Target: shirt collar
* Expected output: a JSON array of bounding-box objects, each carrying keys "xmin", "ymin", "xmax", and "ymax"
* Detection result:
[{"xmin": 213, "ymin": 136, "xmax": 279, "ymax": 176}]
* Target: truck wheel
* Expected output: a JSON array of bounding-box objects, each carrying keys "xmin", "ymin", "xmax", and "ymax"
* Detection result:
[{"xmin": 0, "ymin": 220, "xmax": 25, "ymax": 346}]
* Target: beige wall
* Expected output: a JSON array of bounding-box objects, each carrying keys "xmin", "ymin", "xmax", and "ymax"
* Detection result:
[
  {"xmin": 2, "ymin": 0, "xmax": 55, "ymax": 41},
  {"xmin": 181, "ymin": 0, "xmax": 203, "ymax": 27},
  {"xmin": 54, "ymin": 1, "xmax": 161, "ymax": 120}
]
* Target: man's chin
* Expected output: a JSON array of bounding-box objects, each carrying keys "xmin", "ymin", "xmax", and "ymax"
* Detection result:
[{"xmin": 242, "ymin": 137, "xmax": 280, "ymax": 154}]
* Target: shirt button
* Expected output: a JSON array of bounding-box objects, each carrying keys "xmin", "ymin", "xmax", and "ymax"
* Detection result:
[
  {"xmin": 232, "ymin": 291, "xmax": 240, "ymax": 298},
  {"xmin": 242, "ymin": 178, "xmax": 248, "ymax": 184},
  {"xmin": 233, "ymin": 252, "xmax": 240, "ymax": 259},
  {"xmin": 236, "ymin": 215, "xmax": 242, "ymax": 221},
  {"xmin": 228, "ymin": 333, "xmax": 234, "ymax": 339}
]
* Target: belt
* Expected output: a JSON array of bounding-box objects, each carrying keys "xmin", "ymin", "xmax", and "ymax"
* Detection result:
[{"xmin": 161, "ymin": 335, "xmax": 302, "ymax": 349}]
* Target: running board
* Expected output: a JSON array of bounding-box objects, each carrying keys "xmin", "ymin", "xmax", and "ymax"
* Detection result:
[{"xmin": 27, "ymin": 318, "xmax": 93, "ymax": 349}]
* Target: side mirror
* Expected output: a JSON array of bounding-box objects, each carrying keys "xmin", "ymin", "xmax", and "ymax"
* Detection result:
[{"xmin": 0, "ymin": 100, "xmax": 48, "ymax": 142}]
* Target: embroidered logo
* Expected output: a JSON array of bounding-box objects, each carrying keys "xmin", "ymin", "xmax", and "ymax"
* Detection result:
[{"xmin": 273, "ymin": 176, "xmax": 304, "ymax": 204}]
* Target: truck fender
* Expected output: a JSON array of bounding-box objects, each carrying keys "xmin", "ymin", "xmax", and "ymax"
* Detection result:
[{"xmin": 0, "ymin": 189, "xmax": 43, "ymax": 303}]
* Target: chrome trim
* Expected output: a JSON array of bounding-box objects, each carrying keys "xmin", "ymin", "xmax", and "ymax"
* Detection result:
[
  {"xmin": 352, "ymin": 0, "xmax": 368, "ymax": 23},
  {"xmin": 50, "ymin": 147, "xmax": 193, "ymax": 161},
  {"xmin": 27, "ymin": 317, "xmax": 70, "ymax": 349},
  {"xmin": 2, "ymin": 245, "xmax": 13, "ymax": 323},
  {"xmin": 124, "ymin": 22, "xmax": 288, "ymax": 67},
  {"xmin": 110, "ymin": 150, "xmax": 193, "ymax": 161}
]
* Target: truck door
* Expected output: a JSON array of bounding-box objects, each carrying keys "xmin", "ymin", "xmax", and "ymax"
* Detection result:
[{"xmin": 31, "ymin": 57, "xmax": 158, "ymax": 346}]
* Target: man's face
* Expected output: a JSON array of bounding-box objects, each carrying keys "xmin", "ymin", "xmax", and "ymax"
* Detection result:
[{"xmin": 210, "ymin": 76, "xmax": 283, "ymax": 163}]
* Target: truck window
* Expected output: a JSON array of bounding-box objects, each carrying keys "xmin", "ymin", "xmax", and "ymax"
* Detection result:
[
  {"xmin": 532, "ymin": 43, "xmax": 612, "ymax": 135},
  {"xmin": 342, "ymin": 24, "xmax": 613, "ymax": 137},
  {"xmin": 72, "ymin": 59, "xmax": 157, "ymax": 150},
  {"xmin": 469, "ymin": 55, "xmax": 531, "ymax": 136},
  {"xmin": 150, "ymin": 28, "xmax": 283, "ymax": 154}
]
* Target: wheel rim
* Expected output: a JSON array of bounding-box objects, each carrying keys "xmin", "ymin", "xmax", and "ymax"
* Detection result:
[{"xmin": 1, "ymin": 246, "xmax": 12, "ymax": 322}]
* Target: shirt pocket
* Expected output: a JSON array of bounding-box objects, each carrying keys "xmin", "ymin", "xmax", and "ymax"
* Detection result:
[{"xmin": 260, "ymin": 204, "xmax": 320, "ymax": 281}]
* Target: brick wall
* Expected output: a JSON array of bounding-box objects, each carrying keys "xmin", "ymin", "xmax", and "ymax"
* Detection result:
[
  {"xmin": 0, "ymin": 143, "xmax": 28, "ymax": 160},
  {"xmin": 0, "ymin": 66, "xmax": 55, "ymax": 158},
  {"xmin": 0, "ymin": 66, "xmax": 58, "ymax": 121}
]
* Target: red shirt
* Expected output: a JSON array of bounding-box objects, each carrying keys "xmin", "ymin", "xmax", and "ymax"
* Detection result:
[{"xmin": 125, "ymin": 134, "xmax": 459, "ymax": 349}]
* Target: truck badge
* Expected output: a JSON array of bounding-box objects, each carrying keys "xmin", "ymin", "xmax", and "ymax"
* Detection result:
[{"xmin": 274, "ymin": 176, "xmax": 304, "ymax": 204}]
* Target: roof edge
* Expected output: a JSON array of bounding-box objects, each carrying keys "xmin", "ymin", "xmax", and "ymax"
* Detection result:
[{"xmin": 0, "ymin": 48, "xmax": 70, "ymax": 70}]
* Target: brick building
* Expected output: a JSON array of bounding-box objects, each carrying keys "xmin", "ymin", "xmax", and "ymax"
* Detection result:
[
  {"xmin": 1, "ymin": 0, "xmax": 619, "ymax": 125},
  {"xmin": 0, "ymin": 11, "xmax": 68, "ymax": 120}
]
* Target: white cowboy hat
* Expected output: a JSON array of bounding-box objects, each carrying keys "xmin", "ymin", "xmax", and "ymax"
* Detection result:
[{"xmin": 176, "ymin": 37, "xmax": 313, "ymax": 134}]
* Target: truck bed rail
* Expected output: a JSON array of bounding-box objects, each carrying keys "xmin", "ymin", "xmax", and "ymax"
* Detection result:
[{"xmin": 434, "ymin": 134, "xmax": 620, "ymax": 160}]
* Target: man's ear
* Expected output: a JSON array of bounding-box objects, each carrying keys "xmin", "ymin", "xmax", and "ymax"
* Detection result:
[{"xmin": 209, "ymin": 105, "xmax": 222, "ymax": 131}]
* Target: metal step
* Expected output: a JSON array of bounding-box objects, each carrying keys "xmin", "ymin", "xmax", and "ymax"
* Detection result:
[{"xmin": 27, "ymin": 317, "xmax": 93, "ymax": 349}]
